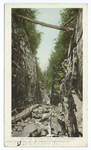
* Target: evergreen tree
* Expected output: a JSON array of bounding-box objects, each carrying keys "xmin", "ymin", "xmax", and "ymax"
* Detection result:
[
  {"xmin": 44, "ymin": 8, "xmax": 78, "ymax": 94},
  {"xmin": 12, "ymin": 8, "xmax": 42, "ymax": 110}
]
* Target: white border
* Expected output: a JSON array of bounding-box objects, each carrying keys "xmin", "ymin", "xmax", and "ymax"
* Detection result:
[{"xmin": 3, "ymin": 2, "xmax": 88, "ymax": 148}]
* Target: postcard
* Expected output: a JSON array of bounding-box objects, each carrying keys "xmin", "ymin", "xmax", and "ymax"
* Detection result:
[{"xmin": 5, "ymin": 3, "xmax": 88, "ymax": 147}]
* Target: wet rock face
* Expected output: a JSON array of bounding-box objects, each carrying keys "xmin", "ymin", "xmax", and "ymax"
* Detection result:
[
  {"xmin": 12, "ymin": 17, "xmax": 42, "ymax": 110},
  {"xmin": 64, "ymin": 9, "xmax": 83, "ymax": 99},
  {"xmin": 59, "ymin": 9, "xmax": 83, "ymax": 137}
]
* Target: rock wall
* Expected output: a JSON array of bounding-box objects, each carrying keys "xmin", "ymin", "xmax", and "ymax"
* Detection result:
[
  {"xmin": 60, "ymin": 9, "xmax": 83, "ymax": 137},
  {"xmin": 12, "ymin": 17, "xmax": 42, "ymax": 110}
]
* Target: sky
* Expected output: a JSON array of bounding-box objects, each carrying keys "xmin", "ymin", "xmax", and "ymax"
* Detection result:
[{"xmin": 35, "ymin": 8, "xmax": 62, "ymax": 71}]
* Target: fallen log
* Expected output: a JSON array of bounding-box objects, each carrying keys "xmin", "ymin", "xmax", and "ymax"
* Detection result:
[
  {"xmin": 62, "ymin": 14, "xmax": 77, "ymax": 27},
  {"xmin": 12, "ymin": 104, "xmax": 40, "ymax": 123},
  {"xmin": 16, "ymin": 14, "xmax": 74, "ymax": 32},
  {"xmin": 12, "ymin": 124, "xmax": 26, "ymax": 127}
]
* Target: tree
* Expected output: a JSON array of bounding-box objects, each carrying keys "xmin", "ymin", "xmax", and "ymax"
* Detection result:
[
  {"xmin": 44, "ymin": 8, "xmax": 79, "ymax": 96},
  {"xmin": 12, "ymin": 8, "xmax": 42, "ymax": 110},
  {"xmin": 12, "ymin": 8, "xmax": 42, "ymax": 54},
  {"xmin": 16, "ymin": 14, "xmax": 74, "ymax": 32}
]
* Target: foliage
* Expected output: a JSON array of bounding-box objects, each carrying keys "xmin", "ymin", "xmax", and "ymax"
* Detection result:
[
  {"xmin": 12, "ymin": 8, "xmax": 43, "ymax": 110},
  {"xmin": 12, "ymin": 8, "xmax": 42, "ymax": 54},
  {"xmin": 44, "ymin": 8, "xmax": 78, "ymax": 94}
]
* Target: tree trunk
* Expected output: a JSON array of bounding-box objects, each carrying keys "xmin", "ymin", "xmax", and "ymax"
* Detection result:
[
  {"xmin": 62, "ymin": 14, "xmax": 77, "ymax": 27},
  {"xmin": 16, "ymin": 14, "xmax": 74, "ymax": 32}
]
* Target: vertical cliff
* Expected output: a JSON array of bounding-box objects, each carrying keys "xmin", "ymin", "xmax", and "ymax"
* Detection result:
[
  {"xmin": 60, "ymin": 9, "xmax": 83, "ymax": 137},
  {"xmin": 12, "ymin": 17, "xmax": 42, "ymax": 110}
]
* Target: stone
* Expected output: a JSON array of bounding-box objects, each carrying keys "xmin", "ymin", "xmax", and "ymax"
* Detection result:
[
  {"xmin": 13, "ymin": 123, "xmax": 37, "ymax": 137},
  {"xmin": 41, "ymin": 130, "xmax": 47, "ymax": 136},
  {"xmin": 52, "ymin": 112, "xmax": 57, "ymax": 117},
  {"xmin": 71, "ymin": 90, "xmax": 76, "ymax": 94},
  {"xmin": 17, "ymin": 122, "xmax": 21, "ymax": 125},
  {"xmin": 34, "ymin": 114, "xmax": 42, "ymax": 119},
  {"xmin": 38, "ymin": 106, "xmax": 49, "ymax": 114},
  {"xmin": 58, "ymin": 133, "xmax": 68, "ymax": 137},
  {"xmin": 14, "ymin": 126, "xmax": 18, "ymax": 130},
  {"xmin": 72, "ymin": 93, "xmax": 83, "ymax": 135},
  {"xmin": 51, "ymin": 129, "xmax": 58, "ymax": 135},
  {"xmin": 65, "ymin": 113, "xmax": 69, "ymax": 123},
  {"xmin": 37, "ymin": 107, "xmax": 43, "ymax": 114},
  {"xmin": 37, "ymin": 126, "xmax": 42, "ymax": 133},
  {"xmin": 43, "ymin": 107, "xmax": 49, "ymax": 113},
  {"xmin": 45, "ymin": 95, "xmax": 50, "ymax": 105},
  {"xmin": 11, "ymin": 130, "xmax": 13, "ymax": 134},
  {"xmin": 57, "ymin": 115, "xmax": 62, "ymax": 121},
  {"xmin": 12, "ymin": 131, "xmax": 19, "ymax": 137},
  {"xmin": 58, "ymin": 10, "xmax": 83, "ymax": 137},
  {"xmin": 40, "ymin": 112, "xmax": 51, "ymax": 122},
  {"xmin": 29, "ymin": 130, "xmax": 41, "ymax": 137},
  {"xmin": 33, "ymin": 108, "xmax": 39, "ymax": 113},
  {"xmin": 17, "ymin": 126, "xmax": 22, "ymax": 132},
  {"xmin": 51, "ymin": 116, "xmax": 62, "ymax": 135},
  {"xmin": 12, "ymin": 17, "xmax": 42, "ymax": 117},
  {"xmin": 43, "ymin": 122, "xmax": 48, "ymax": 126},
  {"xmin": 54, "ymin": 106, "xmax": 62, "ymax": 115},
  {"xmin": 24, "ymin": 117, "xmax": 30, "ymax": 123},
  {"xmin": 32, "ymin": 112, "xmax": 36, "ymax": 118},
  {"xmin": 64, "ymin": 97, "xmax": 68, "ymax": 103}
]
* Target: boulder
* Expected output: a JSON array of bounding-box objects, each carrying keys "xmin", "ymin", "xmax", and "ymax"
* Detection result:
[
  {"xmin": 42, "ymin": 121, "xmax": 48, "ymax": 126},
  {"xmin": 51, "ymin": 116, "xmax": 62, "ymax": 135},
  {"xmin": 54, "ymin": 106, "xmax": 62, "ymax": 115},
  {"xmin": 37, "ymin": 107, "xmax": 43, "ymax": 114},
  {"xmin": 12, "ymin": 127, "xmax": 17, "ymax": 132},
  {"xmin": 52, "ymin": 112, "xmax": 57, "ymax": 117},
  {"xmin": 13, "ymin": 123, "xmax": 37, "ymax": 137},
  {"xmin": 29, "ymin": 129, "xmax": 41, "ymax": 137},
  {"xmin": 12, "ymin": 131, "xmax": 19, "ymax": 137},
  {"xmin": 57, "ymin": 115, "xmax": 62, "ymax": 121},
  {"xmin": 17, "ymin": 122, "xmax": 21, "ymax": 125},
  {"xmin": 30, "ymin": 131, "xmax": 38, "ymax": 137},
  {"xmin": 24, "ymin": 117, "xmax": 30, "ymax": 123},
  {"xmin": 35, "ymin": 121, "xmax": 49, "ymax": 134},
  {"xmin": 33, "ymin": 108, "xmax": 39, "ymax": 113},
  {"xmin": 39, "ymin": 112, "xmax": 51, "ymax": 122},
  {"xmin": 34, "ymin": 114, "xmax": 42, "ymax": 119},
  {"xmin": 41, "ymin": 130, "xmax": 47, "ymax": 136},
  {"xmin": 17, "ymin": 126, "xmax": 22, "ymax": 132},
  {"xmin": 38, "ymin": 106, "xmax": 49, "ymax": 114},
  {"xmin": 32, "ymin": 112, "xmax": 36, "ymax": 118},
  {"xmin": 14, "ymin": 126, "xmax": 18, "ymax": 131},
  {"xmin": 58, "ymin": 103, "xmax": 62, "ymax": 112},
  {"xmin": 51, "ymin": 129, "xmax": 58, "ymax": 135},
  {"xmin": 43, "ymin": 107, "xmax": 49, "ymax": 113},
  {"xmin": 63, "ymin": 97, "xmax": 68, "ymax": 103}
]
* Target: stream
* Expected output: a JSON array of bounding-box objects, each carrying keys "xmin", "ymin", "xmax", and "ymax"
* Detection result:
[{"xmin": 12, "ymin": 94, "xmax": 68, "ymax": 137}]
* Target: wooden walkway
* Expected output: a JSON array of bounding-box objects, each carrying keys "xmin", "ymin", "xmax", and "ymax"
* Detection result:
[{"xmin": 12, "ymin": 104, "xmax": 40, "ymax": 123}]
